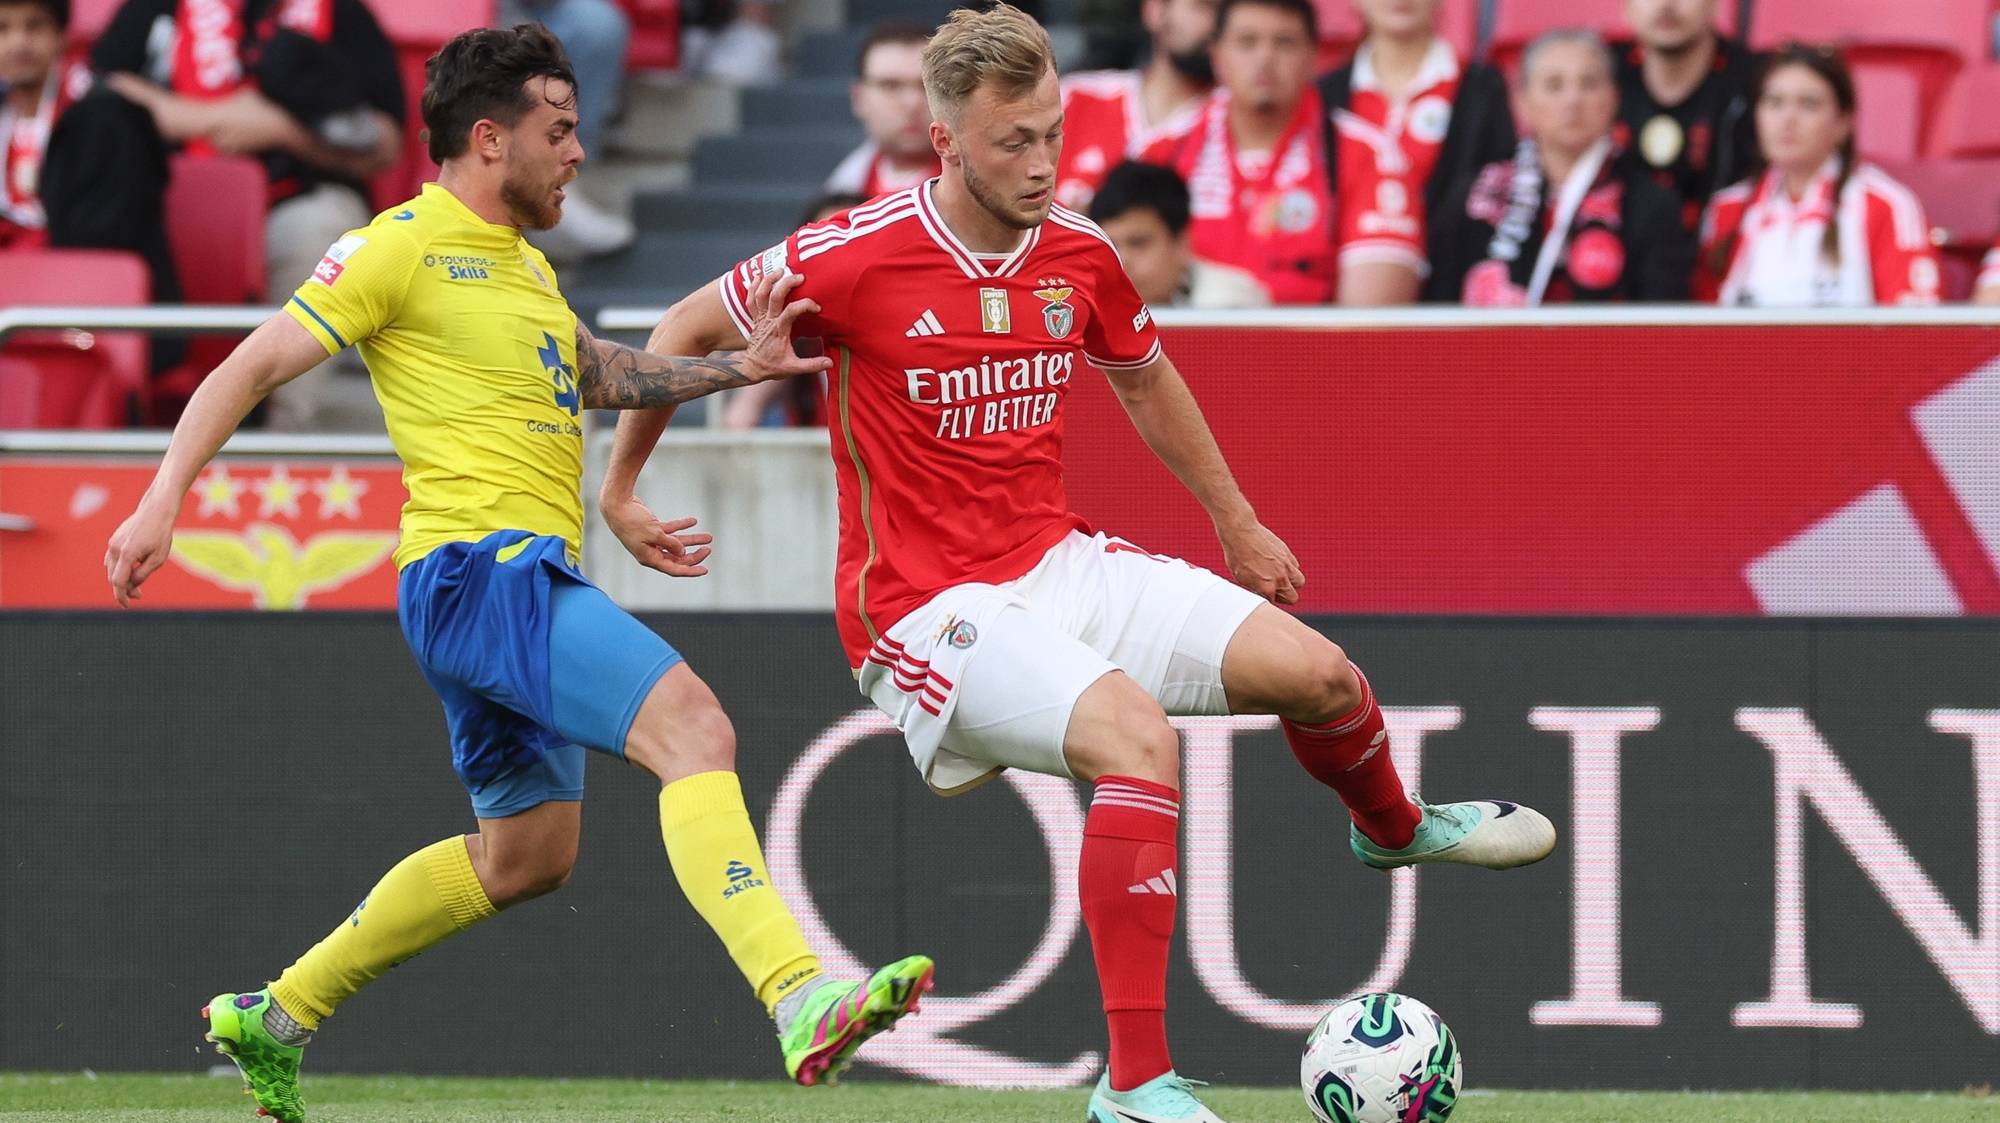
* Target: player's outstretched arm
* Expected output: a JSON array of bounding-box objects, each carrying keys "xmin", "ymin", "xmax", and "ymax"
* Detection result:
[
  {"xmin": 1105, "ymin": 352, "xmax": 1306, "ymax": 605},
  {"xmin": 595, "ymin": 270, "xmax": 828, "ymax": 576},
  {"xmin": 103, "ymin": 314, "xmax": 331, "ymax": 606}
]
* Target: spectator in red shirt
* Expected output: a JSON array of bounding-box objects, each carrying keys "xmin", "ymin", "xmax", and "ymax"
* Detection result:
[
  {"xmin": 1140, "ymin": 0, "xmax": 1334, "ymax": 304},
  {"xmin": 1055, "ymin": 0, "xmax": 1216, "ymax": 210},
  {"xmin": 1698, "ymin": 44, "xmax": 1940, "ymax": 306},
  {"xmin": 1430, "ymin": 29, "xmax": 1693, "ymax": 305},
  {"xmin": 825, "ymin": 21, "xmax": 942, "ymax": 200},
  {"xmin": 1, "ymin": 0, "xmax": 180, "ymax": 306},
  {"xmin": 1316, "ymin": 0, "xmax": 1513, "ymax": 305}
]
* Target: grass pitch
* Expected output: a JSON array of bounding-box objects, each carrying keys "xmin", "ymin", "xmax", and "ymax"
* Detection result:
[{"xmin": 0, "ymin": 1074, "xmax": 1992, "ymax": 1122}]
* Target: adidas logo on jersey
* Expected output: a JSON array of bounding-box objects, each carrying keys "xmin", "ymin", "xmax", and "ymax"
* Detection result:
[
  {"xmin": 905, "ymin": 309, "xmax": 945, "ymax": 337},
  {"xmin": 1128, "ymin": 869, "xmax": 1177, "ymax": 896}
]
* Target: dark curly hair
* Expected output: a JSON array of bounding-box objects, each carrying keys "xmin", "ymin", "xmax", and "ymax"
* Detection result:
[{"xmin": 422, "ymin": 23, "xmax": 578, "ymax": 165}]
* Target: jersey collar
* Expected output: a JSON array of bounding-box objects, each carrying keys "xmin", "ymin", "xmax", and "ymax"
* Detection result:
[
  {"xmin": 1351, "ymin": 37, "xmax": 1459, "ymax": 96},
  {"xmin": 422, "ymin": 181, "xmax": 526, "ymax": 240},
  {"xmin": 916, "ymin": 178, "xmax": 1042, "ymax": 280}
]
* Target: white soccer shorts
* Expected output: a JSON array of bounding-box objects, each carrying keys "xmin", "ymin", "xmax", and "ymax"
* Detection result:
[{"xmin": 858, "ymin": 530, "xmax": 1266, "ymax": 794}]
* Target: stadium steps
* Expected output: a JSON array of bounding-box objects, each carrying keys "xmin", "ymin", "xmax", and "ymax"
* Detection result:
[
  {"xmin": 566, "ymin": 0, "xmax": 1087, "ymax": 348},
  {"xmin": 632, "ymin": 184, "xmax": 822, "ymax": 232},
  {"xmin": 740, "ymin": 79, "xmax": 857, "ymax": 127}
]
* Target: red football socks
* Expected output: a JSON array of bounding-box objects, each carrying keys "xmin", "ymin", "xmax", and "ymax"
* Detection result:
[
  {"xmin": 1282, "ymin": 665, "xmax": 1421, "ymax": 849},
  {"xmin": 1080, "ymin": 775, "xmax": 1180, "ymax": 1091}
]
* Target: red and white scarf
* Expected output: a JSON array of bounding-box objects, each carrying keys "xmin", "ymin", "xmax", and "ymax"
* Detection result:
[{"xmin": 0, "ymin": 60, "xmax": 92, "ymax": 235}]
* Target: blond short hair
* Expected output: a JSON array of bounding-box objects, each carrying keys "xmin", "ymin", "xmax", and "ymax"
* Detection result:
[{"xmin": 922, "ymin": 3, "xmax": 1055, "ymax": 122}]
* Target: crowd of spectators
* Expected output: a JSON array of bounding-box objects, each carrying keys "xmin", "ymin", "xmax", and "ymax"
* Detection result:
[{"xmin": 995, "ymin": 0, "xmax": 1948, "ymax": 310}]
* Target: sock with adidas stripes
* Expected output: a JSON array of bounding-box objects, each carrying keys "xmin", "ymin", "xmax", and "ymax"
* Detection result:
[
  {"xmin": 1080, "ymin": 775, "xmax": 1179, "ymax": 1091},
  {"xmin": 1282, "ymin": 663, "xmax": 1421, "ymax": 850}
]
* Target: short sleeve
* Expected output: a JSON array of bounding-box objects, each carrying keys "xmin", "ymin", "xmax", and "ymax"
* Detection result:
[
  {"xmin": 1083, "ymin": 239, "xmax": 1162, "ymax": 370},
  {"xmin": 1865, "ymin": 189, "xmax": 1942, "ymax": 307},
  {"xmin": 283, "ymin": 226, "xmax": 419, "ymax": 353},
  {"xmin": 719, "ymin": 226, "xmax": 848, "ymax": 343}
]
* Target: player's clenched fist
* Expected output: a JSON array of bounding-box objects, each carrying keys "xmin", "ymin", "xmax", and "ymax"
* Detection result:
[{"xmin": 105, "ymin": 497, "xmax": 179, "ymax": 607}]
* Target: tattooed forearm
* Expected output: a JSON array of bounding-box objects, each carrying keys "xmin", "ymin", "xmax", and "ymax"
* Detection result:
[{"xmin": 573, "ymin": 324, "xmax": 756, "ymax": 410}]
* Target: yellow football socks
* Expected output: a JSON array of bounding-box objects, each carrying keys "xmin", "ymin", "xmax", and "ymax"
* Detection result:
[
  {"xmin": 658, "ymin": 770, "xmax": 823, "ymax": 1015},
  {"xmin": 269, "ymin": 836, "xmax": 496, "ymax": 1029}
]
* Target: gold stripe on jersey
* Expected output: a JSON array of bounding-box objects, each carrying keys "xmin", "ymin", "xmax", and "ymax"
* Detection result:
[{"xmin": 835, "ymin": 345, "xmax": 882, "ymax": 645}]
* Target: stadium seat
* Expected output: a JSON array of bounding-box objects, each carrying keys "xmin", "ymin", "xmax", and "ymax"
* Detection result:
[
  {"xmin": 364, "ymin": 0, "xmax": 498, "ymax": 208},
  {"xmin": 155, "ymin": 155, "xmax": 269, "ymax": 419},
  {"xmin": 66, "ymin": 0, "xmax": 122, "ymax": 50},
  {"xmin": 1880, "ymin": 157, "xmax": 2000, "ymax": 300},
  {"xmin": 1938, "ymin": 63, "xmax": 2000, "ymax": 157},
  {"xmin": 0, "ymin": 249, "xmax": 150, "ymax": 428},
  {"xmin": 1751, "ymin": 0, "xmax": 1985, "ymax": 154},
  {"xmin": 1851, "ymin": 63, "xmax": 1924, "ymax": 163},
  {"xmin": 1489, "ymin": 0, "xmax": 1738, "ymax": 73},
  {"xmin": 166, "ymin": 155, "xmax": 267, "ymax": 305},
  {"xmin": 1312, "ymin": 0, "xmax": 1363, "ymax": 69},
  {"xmin": 620, "ymin": 0, "xmax": 681, "ymax": 71}
]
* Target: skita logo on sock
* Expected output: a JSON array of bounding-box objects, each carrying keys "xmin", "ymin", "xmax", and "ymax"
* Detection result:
[
  {"xmin": 1127, "ymin": 869, "xmax": 1178, "ymax": 896},
  {"xmin": 773, "ymin": 968, "xmax": 817, "ymax": 994},
  {"xmin": 347, "ymin": 895, "xmax": 370, "ymax": 927},
  {"xmin": 723, "ymin": 859, "xmax": 765, "ymax": 898}
]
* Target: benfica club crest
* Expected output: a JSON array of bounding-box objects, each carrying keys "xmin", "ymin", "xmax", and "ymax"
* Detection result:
[{"xmin": 1034, "ymin": 284, "xmax": 1075, "ymax": 339}]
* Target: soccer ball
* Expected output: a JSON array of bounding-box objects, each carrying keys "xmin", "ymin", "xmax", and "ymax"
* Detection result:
[{"xmin": 1300, "ymin": 992, "xmax": 1462, "ymax": 1123}]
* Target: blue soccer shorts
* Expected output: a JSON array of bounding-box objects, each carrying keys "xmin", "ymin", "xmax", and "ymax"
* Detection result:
[{"xmin": 397, "ymin": 530, "xmax": 683, "ymax": 818}]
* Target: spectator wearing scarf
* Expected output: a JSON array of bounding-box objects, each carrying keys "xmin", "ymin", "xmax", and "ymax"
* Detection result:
[{"xmin": 1431, "ymin": 28, "xmax": 1693, "ymax": 306}]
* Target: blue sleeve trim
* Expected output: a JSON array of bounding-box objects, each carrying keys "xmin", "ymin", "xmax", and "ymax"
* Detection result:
[{"xmin": 289, "ymin": 295, "xmax": 347, "ymax": 351}]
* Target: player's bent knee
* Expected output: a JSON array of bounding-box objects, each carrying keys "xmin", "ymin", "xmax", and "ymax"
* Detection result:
[
  {"xmin": 627, "ymin": 696, "xmax": 738, "ymax": 783},
  {"xmin": 1296, "ymin": 640, "xmax": 1362, "ymax": 724}
]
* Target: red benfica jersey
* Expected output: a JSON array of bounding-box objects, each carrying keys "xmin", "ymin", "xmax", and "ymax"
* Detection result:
[
  {"xmin": 722, "ymin": 183, "xmax": 1162, "ymax": 665},
  {"xmin": 1141, "ymin": 88, "xmax": 1336, "ymax": 304},
  {"xmin": 1055, "ymin": 69, "xmax": 1202, "ymax": 210},
  {"xmin": 1334, "ymin": 39, "xmax": 1461, "ymax": 274}
]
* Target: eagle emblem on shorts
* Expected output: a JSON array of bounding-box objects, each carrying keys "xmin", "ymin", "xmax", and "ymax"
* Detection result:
[
  {"xmin": 947, "ymin": 621, "xmax": 978, "ymax": 649},
  {"xmin": 1034, "ymin": 284, "xmax": 1075, "ymax": 340}
]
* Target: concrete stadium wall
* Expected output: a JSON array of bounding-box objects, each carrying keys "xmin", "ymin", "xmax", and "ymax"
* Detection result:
[{"xmin": 2, "ymin": 613, "xmax": 1995, "ymax": 1090}]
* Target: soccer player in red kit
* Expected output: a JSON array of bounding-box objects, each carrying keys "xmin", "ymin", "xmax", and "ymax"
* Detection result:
[
  {"xmin": 1054, "ymin": 0, "xmax": 1216, "ymax": 210},
  {"xmin": 601, "ymin": 6, "xmax": 1554, "ymax": 1121}
]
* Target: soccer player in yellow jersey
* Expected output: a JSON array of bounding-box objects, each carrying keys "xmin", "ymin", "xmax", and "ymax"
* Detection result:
[{"xmin": 101, "ymin": 25, "xmax": 932, "ymax": 1123}]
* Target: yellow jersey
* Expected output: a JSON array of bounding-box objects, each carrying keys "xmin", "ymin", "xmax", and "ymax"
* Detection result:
[{"xmin": 283, "ymin": 182, "xmax": 585, "ymax": 569}]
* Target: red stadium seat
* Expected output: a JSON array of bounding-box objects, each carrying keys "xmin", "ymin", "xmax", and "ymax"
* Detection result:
[
  {"xmin": 0, "ymin": 249, "xmax": 150, "ymax": 428},
  {"xmin": 1751, "ymin": 0, "xmax": 1985, "ymax": 154},
  {"xmin": 155, "ymin": 155, "xmax": 269, "ymax": 418},
  {"xmin": 66, "ymin": 0, "xmax": 123, "ymax": 48},
  {"xmin": 1880, "ymin": 157, "xmax": 2000, "ymax": 300},
  {"xmin": 1939, "ymin": 63, "xmax": 2000, "ymax": 157},
  {"xmin": 620, "ymin": 0, "xmax": 681, "ymax": 71},
  {"xmin": 363, "ymin": 0, "xmax": 498, "ymax": 208},
  {"xmin": 165, "ymin": 155, "xmax": 267, "ymax": 304},
  {"xmin": 1852, "ymin": 63, "xmax": 1924, "ymax": 163},
  {"xmin": 1489, "ymin": 0, "xmax": 1738, "ymax": 73}
]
